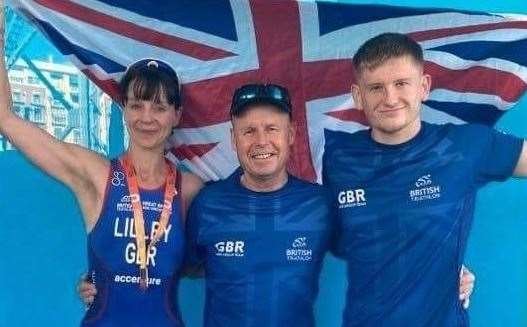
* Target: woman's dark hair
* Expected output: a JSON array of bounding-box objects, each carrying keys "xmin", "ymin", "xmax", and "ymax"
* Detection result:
[{"xmin": 119, "ymin": 59, "xmax": 181, "ymax": 108}]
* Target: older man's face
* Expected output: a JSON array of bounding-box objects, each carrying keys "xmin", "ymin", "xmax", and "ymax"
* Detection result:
[{"xmin": 231, "ymin": 104, "xmax": 295, "ymax": 187}]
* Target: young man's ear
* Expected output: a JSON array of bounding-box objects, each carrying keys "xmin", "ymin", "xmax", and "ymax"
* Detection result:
[
  {"xmin": 420, "ymin": 74, "xmax": 432, "ymax": 102},
  {"xmin": 351, "ymin": 84, "xmax": 363, "ymax": 111}
]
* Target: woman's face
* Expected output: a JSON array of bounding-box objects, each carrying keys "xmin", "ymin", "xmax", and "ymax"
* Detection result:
[{"xmin": 123, "ymin": 84, "xmax": 181, "ymax": 151}]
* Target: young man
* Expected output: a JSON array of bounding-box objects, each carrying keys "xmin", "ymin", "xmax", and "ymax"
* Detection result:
[
  {"xmin": 185, "ymin": 84, "xmax": 334, "ymax": 327},
  {"xmin": 323, "ymin": 33, "xmax": 527, "ymax": 326}
]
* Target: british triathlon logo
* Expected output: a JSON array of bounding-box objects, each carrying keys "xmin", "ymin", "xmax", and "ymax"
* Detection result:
[
  {"xmin": 410, "ymin": 174, "xmax": 441, "ymax": 202},
  {"xmin": 337, "ymin": 188, "xmax": 367, "ymax": 208},
  {"xmin": 286, "ymin": 237, "xmax": 312, "ymax": 262},
  {"xmin": 214, "ymin": 241, "xmax": 245, "ymax": 257}
]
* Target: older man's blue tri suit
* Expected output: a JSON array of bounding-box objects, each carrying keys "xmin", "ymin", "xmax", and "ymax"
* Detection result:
[{"xmin": 186, "ymin": 168, "xmax": 335, "ymax": 327}]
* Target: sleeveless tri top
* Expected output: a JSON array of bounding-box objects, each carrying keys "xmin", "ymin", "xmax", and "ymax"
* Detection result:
[{"xmin": 82, "ymin": 159, "xmax": 185, "ymax": 327}]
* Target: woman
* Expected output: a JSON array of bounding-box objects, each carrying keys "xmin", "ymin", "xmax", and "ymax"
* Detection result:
[{"xmin": 0, "ymin": 8, "xmax": 202, "ymax": 326}]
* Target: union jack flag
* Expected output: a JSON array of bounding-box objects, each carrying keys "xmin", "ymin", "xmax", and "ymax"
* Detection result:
[{"xmin": 8, "ymin": 0, "xmax": 527, "ymax": 183}]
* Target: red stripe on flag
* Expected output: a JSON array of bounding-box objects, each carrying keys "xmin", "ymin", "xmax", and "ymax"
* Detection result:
[
  {"xmin": 303, "ymin": 59, "xmax": 355, "ymax": 101},
  {"xmin": 170, "ymin": 143, "xmax": 219, "ymax": 161},
  {"xmin": 410, "ymin": 21, "xmax": 527, "ymax": 42},
  {"xmin": 249, "ymin": 0, "xmax": 316, "ymax": 181},
  {"xmin": 179, "ymin": 71, "xmax": 261, "ymax": 128},
  {"xmin": 426, "ymin": 61, "xmax": 527, "ymax": 102},
  {"xmin": 35, "ymin": 0, "xmax": 234, "ymax": 61}
]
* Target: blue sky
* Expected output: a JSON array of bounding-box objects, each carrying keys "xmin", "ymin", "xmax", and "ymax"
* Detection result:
[{"xmin": 21, "ymin": 32, "xmax": 67, "ymax": 64}]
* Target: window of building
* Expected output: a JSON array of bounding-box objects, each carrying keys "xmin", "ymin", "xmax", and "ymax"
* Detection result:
[
  {"xmin": 50, "ymin": 72, "xmax": 63, "ymax": 80},
  {"xmin": 10, "ymin": 76, "xmax": 24, "ymax": 84},
  {"xmin": 27, "ymin": 76, "xmax": 39, "ymax": 85},
  {"xmin": 52, "ymin": 109, "xmax": 68, "ymax": 125},
  {"xmin": 13, "ymin": 104, "xmax": 22, "ymax": 116},
  {"xmin": 32, "ymin": 93, "xmax": 42, "ymax": 105},
  {"xmin": 52, "ymin": 99, "xmax": 63, "ymax": 108},
  {"xmin": 70, "ymin": 75, "xmax": 79, "ymax": 87},
  {"xmin": 33, "ymin": 106, "xmax": 44, "ymax": 123},
  {"xmin": 13, "ymin": 91, "xmax": 22, "ymax": 102}
]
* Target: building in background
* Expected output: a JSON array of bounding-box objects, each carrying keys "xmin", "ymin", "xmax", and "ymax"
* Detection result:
[
  {"xmin": 0, "ymin": 57, "xmax": 111, "ymax": 154},
  {"xmin": 0, "ymin": 6, "xmax": 114, "ymax": 155}
]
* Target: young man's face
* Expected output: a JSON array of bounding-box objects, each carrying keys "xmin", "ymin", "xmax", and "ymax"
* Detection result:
[
  {"xmin": 352, "ymin": 55, "xmax": 431, "ymax": 143},
  {"xmin": 231, "ymin": 104, "xmax": 295, "ymax": 187}
]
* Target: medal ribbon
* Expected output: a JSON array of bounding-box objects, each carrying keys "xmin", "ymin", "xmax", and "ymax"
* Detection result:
[{"xmin": 121, "ymin": 154, "xmax": 177, "ymax": 289}]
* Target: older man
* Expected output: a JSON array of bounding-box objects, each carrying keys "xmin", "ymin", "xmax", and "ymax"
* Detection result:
[{"xmin": 185, "ymin": 84, "xmax": 334, "ymax": 327}]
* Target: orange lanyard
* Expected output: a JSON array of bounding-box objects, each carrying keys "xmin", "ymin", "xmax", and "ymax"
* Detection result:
[{"xmin": 121, "ymin": 154, "xmax": 177, "ymax": 290}]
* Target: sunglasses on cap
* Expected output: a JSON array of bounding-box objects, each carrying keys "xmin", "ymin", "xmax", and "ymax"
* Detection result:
[
  {"xmin": 126, "ymin": 59, "xmax": 179, "ymax": 79},
  {"xmin": 230, "ymin": 83, "xmax": 292, "ymax": 116},
  {"xmin": 124, "ymin": 58, "xmax": 181, "ymax": 105}
]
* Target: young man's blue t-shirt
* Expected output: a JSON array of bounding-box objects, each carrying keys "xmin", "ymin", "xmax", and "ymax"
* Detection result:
[{"xmin": 323, "ymin": 122, "xmax": 523, "ymax": 327}]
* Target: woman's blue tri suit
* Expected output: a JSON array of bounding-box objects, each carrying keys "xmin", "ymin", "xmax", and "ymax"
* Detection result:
[
  {"xmin": 323, "ymin": 122, "xmax": 523, "ymax": 327},
  {"xmin": 82, "ymin": 159, "xmax": 185, "ymax": 327},
  {"xmin": 186, "ymin": 168, "xmax": 334, "ymax": 327}
]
